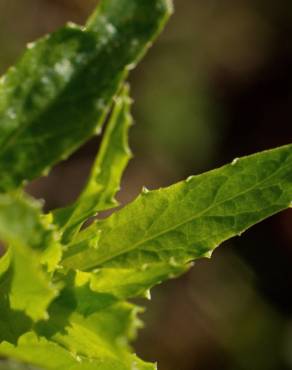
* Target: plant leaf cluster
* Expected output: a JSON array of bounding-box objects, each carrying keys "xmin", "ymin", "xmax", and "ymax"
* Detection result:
[{"xmin": 0, "ymin": 0, "xmax": 291, "ymax": 369}]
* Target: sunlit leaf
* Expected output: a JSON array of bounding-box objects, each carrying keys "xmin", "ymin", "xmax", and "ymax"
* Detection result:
[{"xmin": 54, "ymin": 85, "xmax": 133, "ymax": 241}]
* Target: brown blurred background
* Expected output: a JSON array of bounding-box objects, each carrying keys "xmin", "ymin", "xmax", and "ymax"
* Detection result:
[{"xmin": 1, "ymin": 0, "xmax": 292, "ymax": 369}]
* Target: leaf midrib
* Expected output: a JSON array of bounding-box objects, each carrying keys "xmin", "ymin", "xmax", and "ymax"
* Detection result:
[{"xmin": 90, "ymin": 155, "xmax": 291, "ymax": 268}]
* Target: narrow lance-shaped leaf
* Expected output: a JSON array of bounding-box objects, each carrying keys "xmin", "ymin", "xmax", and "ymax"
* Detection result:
[
  {"xmin": 53, "ymin": 84, "xmax": 133, "ymax": 241},
  {"xmin": 62, "ymin": 144, "xmax": 292, "ymax": 300},
  {"xmin": 0, "ymin": 0, "xmax": 172, "ymax": 192}
]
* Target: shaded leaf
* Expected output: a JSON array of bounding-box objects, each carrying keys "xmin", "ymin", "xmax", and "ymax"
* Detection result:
[{"xmin": 0, "ymin": 0, "xmax": 172, "ymax": 192}]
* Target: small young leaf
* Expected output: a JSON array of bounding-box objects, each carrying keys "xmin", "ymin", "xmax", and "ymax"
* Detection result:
[{"xmin": 0, "ymin": 194, "xmax": 60, "ymax": 321}]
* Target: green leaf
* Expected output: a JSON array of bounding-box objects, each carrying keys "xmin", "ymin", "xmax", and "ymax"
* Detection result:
[
  {"xmin": 0, "ymin": 333, "xmax": 155, "ymax": 370},
  {"xmin": 0, "ymin": 299, "xmax": 155, "ymax": 370},
  {"xmin": 0, "ymin": 0, "xmax": 172, "ymax": 192},
  {"xmin": 62, "ymin": 144, "xmax": 292, "ymax": 282},
  {"xmin": 74, "ymin": 263, "xmax": 189, "ymax": 301},
  {"xmin": 60, "ymin": 220, "xmax": 189, "ymax": 300},
  {"xmin": 0, "ymin": 194, "xmax": 60, "ymax": 321},
  {"xmin": 0, "ymin": 193, "xmax": 52, "ymax": 249},
  {"xmin": 53, "ymin": 84, "xmax": 133, "ymax": 241},
  {"xmin": 0, "ymin": 256, "xmax": 155, "ymax": 369}
]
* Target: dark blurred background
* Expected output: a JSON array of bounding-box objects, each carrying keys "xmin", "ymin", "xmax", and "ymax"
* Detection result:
[{"xmin": 1, "ymin": 0, "xmax": 292, "ymax": 369}]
